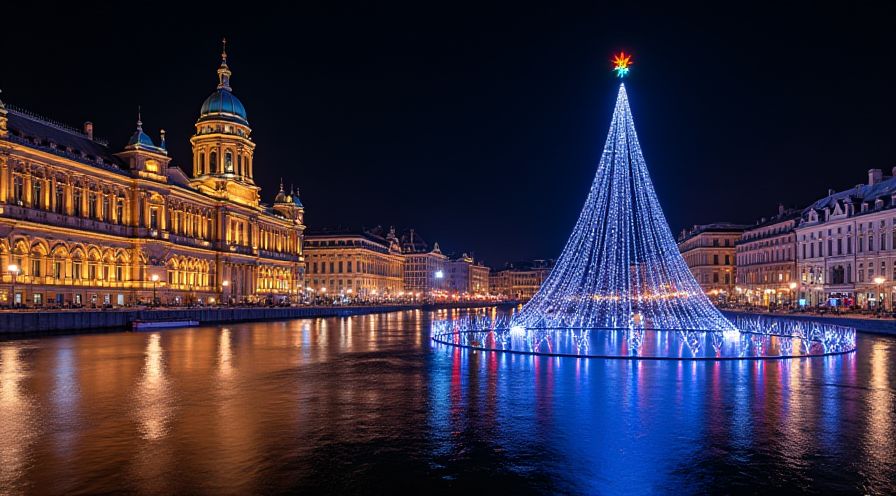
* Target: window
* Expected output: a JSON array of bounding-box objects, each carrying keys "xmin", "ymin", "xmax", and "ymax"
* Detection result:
[
  {"xmin": 837, "ymin": 238, "xmax": 842, "ymax": 255},
  {"xmin": 848, "ymin": 237, "xmax": 853, "ymax": 254},
  {"xmin": 88, "ymin": 193, "xmax": 97, "ymax": 219},
  {"xmin": 33, "ymin": 293, "xmax": 42, "ymax": 305},
  {"xmin": 73, "ymin": 189, "xmax": 82, "ymax": 216},
  {"xmin": 713, "ymin": 254, "xmax": 719, "ymax": 265},
  {"xmin": 150, "ymin": 208, "xmax": 159, "ymax": 230},
  {"xmin": 224, "ymin": 152, "xmax": 234, "ymax": 173},
  {"xmin": 53, "ymin": 261, "xmax": 62, "ymax": 279},
  {"xmin": 32, "ymin": 180, "xmax": 42, "ymax": 208},
  {"xmin": 869, "ymin": 235, "xmax": 874, "ymax": 252},
  {"xmin": 199, "ymin": 153, "xmax": 206, "ymax": 173},
  {"xmin": 11, "ymin": 175, "xmax": 25, "ymax": 203},
  {"xmin": 55, "ymin": 186, "xmax": 65, "ymax": 214},
  {"xmin": 209, "ymin": 151, "xmax": 218, "ymax": 172},
  {"xmin": 724, "ymin": 255, "xmax": 730, "ymax": 265},
  {"xmin": 237, "ymin": 155, "xmax": 242, "ymax": 175},
  {"xmin": 31, "ymin": 259, "xmax": 41, "ymax": 277},
  {"xmin": 102, "ymin": 196, "xmax": 110, "ymax": 221},
  {"xmin": 338, "ymin": 261, "xmax": 343, "ymax": 273},
  {"xmin": 116, "ymin": 198, "xmax": 124, "ymax": 224},
  {"xmin": 73, "ymin": 262, "xmax": 82, "ymax": 280},
  {"xmin": 88, "ymin": 264, "xmax": 97, "ymax": 280},
  {"xmin": 116, "ymin": 266, "xmax": 123, "ymax": 281}
]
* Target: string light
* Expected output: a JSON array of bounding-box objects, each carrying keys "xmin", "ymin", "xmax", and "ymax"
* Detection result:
[{"xmin": 510, "ymin": 82, "xmax": 738, "ymax": 332}]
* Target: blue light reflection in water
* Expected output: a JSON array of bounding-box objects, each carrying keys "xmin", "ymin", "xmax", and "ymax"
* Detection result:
[{"xmin": 0, "ymin": 309, "xmax": 889, "ymax": 494}]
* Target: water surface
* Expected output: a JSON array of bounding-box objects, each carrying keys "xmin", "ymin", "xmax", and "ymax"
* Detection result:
[{"xmin": 0, "ymin": 309, "xmax": 893, "ymax": 494}]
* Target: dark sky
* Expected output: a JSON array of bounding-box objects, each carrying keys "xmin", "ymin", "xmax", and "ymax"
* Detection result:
[{"xmin": 2, "ymin": 3, "xmax": 895, "ymax": 266}]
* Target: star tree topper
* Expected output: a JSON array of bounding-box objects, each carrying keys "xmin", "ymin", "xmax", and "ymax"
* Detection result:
[{"xmin": 612, "ymin": 52, "xmax": 632, "ymax": 78}]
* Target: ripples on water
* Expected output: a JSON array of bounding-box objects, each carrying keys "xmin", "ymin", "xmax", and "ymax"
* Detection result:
[{"xmin": 0, "ymin": 308, "xmax": 893, "ymax": 495}]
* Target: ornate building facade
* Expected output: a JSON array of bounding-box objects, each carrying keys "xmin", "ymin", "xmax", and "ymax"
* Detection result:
[
  {"xmin": 0, "ymin": 43, "xmax": 305, "ymax": 307},
  {"xmin": 735, "ymin": 206, "xmax": 799, "ymax": 306},
  {"xmin": 399, "ymin": 229, "xmax": 447, "ymax": 293},
  {"xmin": 444, "ymin": 253, "xmax": 490, "ymax": 295},
  {"xmin": 794, "ymin": 168, "xmax": 896, "ymax": 310},
  {"xmin": 489, "ymin": 259, "xmax": 554, "ymax": 301},
  {"xmin": 677, "ymin": 223, "xmax": 747, "ymax": 299},
  {"xmin": 304, "ymin": 227, "xmax": 404, "ymax": 299}
]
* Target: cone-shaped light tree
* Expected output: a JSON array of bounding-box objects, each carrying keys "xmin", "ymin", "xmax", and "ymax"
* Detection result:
[{"xmin": 512, "ymin": 60, "xmax": 736, "ymax": 332}]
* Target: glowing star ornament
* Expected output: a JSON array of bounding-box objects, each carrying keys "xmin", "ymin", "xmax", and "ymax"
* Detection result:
[{"xmin": 612, "ymin": 52, "xmax": 633, "ymax": 78}]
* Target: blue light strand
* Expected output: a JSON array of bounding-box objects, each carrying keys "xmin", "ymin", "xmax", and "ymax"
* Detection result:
[{"xmin": 511, "ymin": 83, "xmax": 738, "ymax": 332}]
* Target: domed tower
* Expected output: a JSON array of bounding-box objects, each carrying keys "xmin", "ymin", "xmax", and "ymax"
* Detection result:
[
  {"xmin": 273, "ymin": 181, "xmax": 304, "ymax": 224},
  {"xmin": 189, "ymin": 39, "xmax": 260, "ymax": 207}
]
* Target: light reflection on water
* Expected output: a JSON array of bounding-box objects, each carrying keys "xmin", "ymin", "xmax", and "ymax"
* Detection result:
[{"xmin": 0, "ymin": 309, "xmax": 891, "ymax": 494}]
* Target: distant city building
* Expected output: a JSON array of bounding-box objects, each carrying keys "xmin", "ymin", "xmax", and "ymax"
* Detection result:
[
  {"xmin": 794, "ymin": 167, "xmax": 896, "ymax": 309},
  {"xmin": 677, "ymin": 223, "xmax": 748, "ymax": 298},
  {"xmin": 489, "ymin": 259, "xmax": 554, "ymax": 301},
  {"xmin": 735, "ymin": 205, "xmax": 800, "ymax": 306},
  {"xmin": 444, "ymin": 253, "xmax": 490, "ymax": 295},
  {"xmin": 303, "ymin": 227, "xmax": 404, "ymax": 298},
  {"xmin": 399, "ymin": 229, "xmax": 447, "ymax": 294}
]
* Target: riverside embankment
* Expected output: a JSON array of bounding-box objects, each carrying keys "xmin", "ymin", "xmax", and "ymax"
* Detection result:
[
  {"xmin": 0, "ymin": 301, "xmax": 515, "ymax": 336},
  {"xmin": 722, "ymin": 309, "xmax": 896, "ymax": 335}
]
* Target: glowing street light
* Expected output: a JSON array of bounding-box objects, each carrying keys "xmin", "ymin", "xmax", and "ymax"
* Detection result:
[
  {"xmin": 150, "ymin": 273, "xmax": 160, "ymax": 305},
  {"xmin": 221, "ymin": 279, "xmax": 230, "ymax": 305},
  {"xmin": 875, "ymin": 276, "xmax": 886, "ymax": 312},
  {"xmin": 8, "ymin": 264, "xmax": 19, "ymax": 308}
]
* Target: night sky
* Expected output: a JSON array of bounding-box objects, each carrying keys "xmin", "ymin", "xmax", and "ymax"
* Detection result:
[{"xmin": 2, "ymin": 4, "xmax": 894, "ymax": 266}]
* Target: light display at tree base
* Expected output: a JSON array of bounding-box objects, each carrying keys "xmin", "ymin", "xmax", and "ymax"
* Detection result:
[{"xmin": 431, "ymin": 315, "xmax": 856, "ymax": 359}]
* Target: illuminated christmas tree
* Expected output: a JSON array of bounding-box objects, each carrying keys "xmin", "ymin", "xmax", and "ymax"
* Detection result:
[{"xmin": 511, "ymin": 54, "xmax": 736, "ymax": 332}]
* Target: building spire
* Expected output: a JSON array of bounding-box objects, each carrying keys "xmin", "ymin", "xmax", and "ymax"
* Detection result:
[
  {"xmin": 137, "ymin": 105, "xmax": 143, "ymax": 131},
  {"xmin": 217, "ymin": 37, "xmax": 232, "ymax": 91}
]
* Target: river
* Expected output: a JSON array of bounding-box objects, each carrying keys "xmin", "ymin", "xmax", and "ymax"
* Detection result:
[{"xmin": 0, "ymin": 309, "xmax": 893, "ymax": 494}]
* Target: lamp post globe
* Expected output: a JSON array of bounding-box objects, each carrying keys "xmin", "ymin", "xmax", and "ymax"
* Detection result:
[{"xmin": 7, "ymin": 264, "xmax": 19, "ymax": 308}]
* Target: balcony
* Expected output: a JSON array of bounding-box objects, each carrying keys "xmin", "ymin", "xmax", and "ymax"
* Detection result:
[{"xmin": 3, "ymin": 205, "xmax": 133, "ymax": 237}]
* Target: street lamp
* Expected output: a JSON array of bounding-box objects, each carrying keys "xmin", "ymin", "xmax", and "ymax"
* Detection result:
[
  {"xmin": 150, "ymin": 274, "xmax": 160, "ymax": 306},
  {"xmin": 874, "ymin": 276, "xmax": 886, "ymax": 313},
  {"xmin": 8, "ymin": 264, "xmax": 19, "ymax": 308},
  {"xmin": 788, "ymin": 282, "xmax": 797, "ymax": 308}
]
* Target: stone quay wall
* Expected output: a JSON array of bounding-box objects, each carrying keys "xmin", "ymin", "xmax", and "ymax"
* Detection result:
[{"xmin": 0, "ymin": 301, "xmax": 514, "ymax": 335}]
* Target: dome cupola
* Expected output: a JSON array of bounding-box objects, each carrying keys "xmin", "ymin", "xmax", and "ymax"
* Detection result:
[{"xmin": 197, "ymin": 38, "xmax": 248, "ymax": 126}]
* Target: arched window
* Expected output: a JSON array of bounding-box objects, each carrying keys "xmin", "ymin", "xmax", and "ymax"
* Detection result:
[
  {"xmin": 237, "ymin": 154, "xmax": 242, "ymax": 176},
  {"xmin": 209, "ymin": 151, "xmax": 218, "ymax": 173},
  {"xmin": 199, "ymin": 152, "xmax": 206, "ymax": 174},
  {"xmin": 224, "ymin": 151, "xmax": 234, "ymax": 173}
]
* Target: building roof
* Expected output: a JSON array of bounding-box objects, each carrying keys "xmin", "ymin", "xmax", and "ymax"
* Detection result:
[
  {"xmin": 399, "ymin": 229, "xmax": 431, "ymax": 253},
  {"xmin": 497, "ymin": 259, "xmax": 555, "ymax": 272},
  {"xmin": 805, "ymin": 174, "xmax": 896, "ymax": 214},
  {"xmin": 5, "ymin": 106, "xmax": 127, "ymax": 173},
  {"xmin": 199, "ymin": 88, "xmax": 248, "ymax": 125},
  {"xmin": 678, "ymin": 222, "xmax": 750, "ymax": 242}
]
